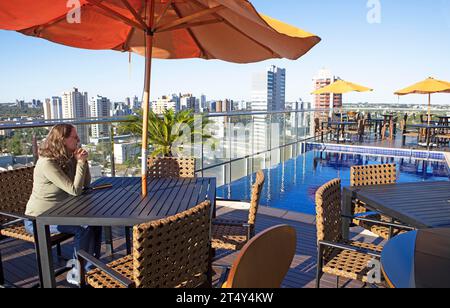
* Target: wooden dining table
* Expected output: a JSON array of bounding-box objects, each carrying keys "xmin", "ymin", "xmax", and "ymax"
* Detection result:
[{"xmin": 35, "ymin": 176, "xmax": 216, "ymax": 288}]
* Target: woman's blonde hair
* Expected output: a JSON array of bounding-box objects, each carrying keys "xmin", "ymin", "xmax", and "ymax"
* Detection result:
[{"xmin": 39, "ymin": 124, "xmax": 76, "ymax": 168}]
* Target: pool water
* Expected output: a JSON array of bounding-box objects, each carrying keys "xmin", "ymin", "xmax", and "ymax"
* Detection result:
[{"xmin": 217, "ymin": 150, "xmax": 450, "ymax": 215}]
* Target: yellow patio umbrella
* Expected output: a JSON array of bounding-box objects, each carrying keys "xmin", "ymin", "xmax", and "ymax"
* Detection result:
[
  {"xmin": 395, "ymin": 77, "xmax": 450, "ymax": 124},
  {"xmin": 0, "ymin": 0, "xmax": 321, "ymax": 196},
  {"xmin": 312, "ymin": 79, "xmax": 373, "ymax": 119}
]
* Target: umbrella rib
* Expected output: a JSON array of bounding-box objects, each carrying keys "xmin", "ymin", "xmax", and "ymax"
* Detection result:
[
  {"xmin": 154, "ymin": 0, "xmax": 173, "ymax": 30},
  {"xmin": 119, "ymin": 0, "xmax": 149, "ymax": 31},
  {"xmin": 23, "ymin": 1, "xmax": 96, "ymax": 34},
  {"xmin": 87, "ymin": 0, "xmax": 146, "ymax": 31},
  {"xmin": 171, "ymin": 2, "xmax": 210, "ymax": 59},
  {"xmin": 189, "ymin": 0, "xmax": 280, "ymax": 58},
  {"xmin": 156, "ymin": 19, "xmax": 223, "ymax": 34},
  {"xmin": 154, "ymin": 5, "xmax": 225, "ymax": 33}
]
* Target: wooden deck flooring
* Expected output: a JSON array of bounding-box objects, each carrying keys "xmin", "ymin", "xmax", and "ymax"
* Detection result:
[{"xmin": 0, "ymin": 207, "xmax": 382, "ymax": 288}]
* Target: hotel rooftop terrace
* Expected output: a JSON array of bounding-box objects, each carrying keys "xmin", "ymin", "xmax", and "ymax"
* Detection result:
[{"xmin": 1, "ymin": 109, "xmax": 449, "ymax": 288}]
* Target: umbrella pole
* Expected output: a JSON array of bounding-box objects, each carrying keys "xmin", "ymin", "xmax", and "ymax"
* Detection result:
[
  {"xmin": 141, "ymin": 0, "xmax": 155, "ymax": 197},
  {"xmin": 427, "ymin": 93, "xmax": 431, "ymax": 125}
]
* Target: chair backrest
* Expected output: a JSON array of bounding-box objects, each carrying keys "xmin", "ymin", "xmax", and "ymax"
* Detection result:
[
  {"xmin": 0, "ymin": 167, "xmax": 34, "ymax": 224},
  {"xmin": 248, "ymin": 170, "xmax": 265, "ymax": 226},
  {"xmin": 222, "ymin": 224, "xmax": 296, "ymax": 288},
  {"xmin": 132, "ymin": 200, "xmax": 211, "ymax": 288},
  {"xmin": 147, "ymin": 157, "xmax": 195, "ymax": 178},
  {"xmin": 350, "ymin": 164, "xmax": 397, "ymax": 187},
  {"xmin": 357, "ymin": 119, "xmax": 365, "ymax": 135},
  {"xmin": 315, "ymin": 179, "xmax": 343, "ymax": 246},
  {"xmin": 400, "ymin": 119, "xmax": 407, "ymax": 133},
  {"xmin": 314, "ymin": 118, "xmax": 320, "ymax": 132}
]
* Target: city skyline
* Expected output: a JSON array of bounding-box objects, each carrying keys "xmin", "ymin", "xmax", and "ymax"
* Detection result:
[{"xmin": 1, "ymin": 1, "xmax": 450, "ymax": 105}]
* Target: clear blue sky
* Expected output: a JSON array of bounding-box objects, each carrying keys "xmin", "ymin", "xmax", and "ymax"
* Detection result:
[{"xmin": 0, "ymin": 0, "xmax": 449, "ymax": 105}]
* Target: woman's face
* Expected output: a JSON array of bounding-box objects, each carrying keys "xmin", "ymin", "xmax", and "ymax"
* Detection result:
[{"xmin": 64, "ymin": 127, "xmax": 80, "ymax": 153}]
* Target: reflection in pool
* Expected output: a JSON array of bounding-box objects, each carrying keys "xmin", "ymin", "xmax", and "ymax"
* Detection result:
[{"xmin": 217, "ymin": 150, "xmax": 450, "ymax": 215}]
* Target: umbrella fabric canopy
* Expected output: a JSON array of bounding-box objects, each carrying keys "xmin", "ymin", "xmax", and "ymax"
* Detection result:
[
  {"xmin": 0, "ymin": 0, "xmax": 320, "ymax": 63},
  {"xmin": 394, "ymin": 77, "xmax": 450, "ymax": 95},
  {"xmin": 394, "ymin": 77, "xmax": 450, "ymax": 124},
  {"xmin": 312, "ymin": 79, "xmax": 373, "ymax": 119},
  {"xmin": 312, "ymin": 79, "xmax": 373, "ymax": 95},
  {"xmin": 0, "ymin": 0, "xmax": 321, "ymax": 195}
]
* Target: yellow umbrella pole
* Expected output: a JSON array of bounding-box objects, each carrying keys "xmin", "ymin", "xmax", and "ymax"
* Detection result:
[{"xmin": 142, "ymin": 0, "xmax": 155, "ymax": 197}]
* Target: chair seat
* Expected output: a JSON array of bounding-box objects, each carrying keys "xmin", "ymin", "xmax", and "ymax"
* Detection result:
[
  {"xmin": 211, "ymin": 222, "xmax": 249, "ymax": 251},
  {"xmin": 322, "ymin": 241, "xmax": 383, "ymax": 282},
  {"xmin": 85, "ymin": 254, "xmax": 207, "ymax": 288},
  {"xmin": 86, "ymin": 255, "xmax": 134, "ymax": 289},
  {"xmin": 0, "ymin": 225, "xmax": 73, "ymax": 244},
  {"xmin": 358, "ymin": 220, "xmax": 408, "ymax": 240}
]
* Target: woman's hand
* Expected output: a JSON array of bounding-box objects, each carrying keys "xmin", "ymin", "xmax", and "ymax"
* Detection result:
[{"xmin": 74, "ymin": 148, "xmax": 89, "ymax": 163}]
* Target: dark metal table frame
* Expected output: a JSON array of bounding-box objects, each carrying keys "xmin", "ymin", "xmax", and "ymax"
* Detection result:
[
  {"xmin": 36, "ymin": 177, "xmax": 216, "ymax": 288},
  {"xmin": 342, "ymin": 181, "xmax": 450, "ymax": 240}
]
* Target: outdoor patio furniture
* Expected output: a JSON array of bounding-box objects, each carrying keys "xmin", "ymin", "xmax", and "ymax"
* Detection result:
[
  {"xmin": 345, "ymin": 119, "xmax": 365, "ymax": 142},
  {"xmin": 78, "ymin": 200, "xmax": 211, "ymax": 288},
  {"xmin": 217, "ymin": 224, "xmax": 296, "ymax": 288},
  {"xmin": 211, "ymin": 170, "xmax": 265, "ymax": 252},
  {"xmin": 400, "ymin": 119, "xmax": 419, "ymax": 146},
  {"xmin": 315, "ymin": 118, "xmax": 335, "ymax": 142},
  {"xmin": 123, "ymin": 156, "xmax": 198, "ymax": 254},
  {"xmin": 350, "ymin": 164, "xmax": 407, "ymax": 240},
  {"xmin": 35, "ymin": 176, "xmax": 216, "ymax": 288},
  {"xmin": 381, "ymin": 228, "xmax": 450, "ymax": 288},
  {"xmin": 315, "ymin": 179, "xmax": 383, "ymax": 288},
  {"xmin": 0, "ymin": 167, "xmax": 73, "ymax": 287},
  {"xmin": 342, "ymin": 181, "xmax": 450, "ymax": 242},
  {"xmin": 147, "ymin": 157, "xmax": 196, "ymax": 178}
]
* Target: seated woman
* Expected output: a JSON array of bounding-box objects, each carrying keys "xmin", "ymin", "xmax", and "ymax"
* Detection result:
[{"xmin": 24, "ymin": 124, "xmax": 102, "ymax": 261}]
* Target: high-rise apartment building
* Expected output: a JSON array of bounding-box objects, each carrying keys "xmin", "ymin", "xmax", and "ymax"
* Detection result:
[
  {"xmin": 43, "ymin": 99, "xmax": 52, "ymax": 120},
  {"xmin": 62, "ymin": 88, "xmax": 89, "ymax": 144},
  {"xmin": 151, "ymin": 96, "xmax": 177, "ymax": 114},
  {"xmin": 251, "ymin": 65, "xmax": 286, "ymax": 112},
  {"xmin": 251, "ymin": 66, "xmax": 286, "ymax": 155},
  {"xmin": 51, "ymin": 96, "xmax": 63, "ymax": 119},
  {"xmin": 180, "ymin": 94, "xmax": 198, "ymax": 112},
  {"xmin": 90, "ymin": 95, "xmax": 111, "ymax": 139},
  {"xmin": 312, "ymin": 68, "xmax": 342, "ymax": 110}
]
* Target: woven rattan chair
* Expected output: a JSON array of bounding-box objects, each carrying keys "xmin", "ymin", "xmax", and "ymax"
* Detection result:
[
  {"xmin": 315, "ymin": 179, "xmax": 383, "ymax": 288},
  {"xmin": 211, "ymin": 171, "xmax": 265, "ymax": 252},
  {"xmin": 147, "ymin": 157, "xmax": 196, "ymax": 178},
  {"xmin": 122, "ymin": 157, "xmax": 197, "ymax": 254},
  {"xmin": 400, "ymin": 119, "xmax": 419, "ymax": 146},
  {"xmin": 314, "ymin": 118, "xmax": 333, "ymax": 142},
  {"xmin": 78, "ymin": 201, "xmax": 211, "ymax": 288},
  {"xmin": 350, "ymin": 164, "xmax": 409, "ymax": 240},
  {"xmin": 0, "ymin": 167, "xmax": 73, "ymax": 287},
  {"xmin": 217, "ymin": 225, "xmax": 296, "ymax": 288}
]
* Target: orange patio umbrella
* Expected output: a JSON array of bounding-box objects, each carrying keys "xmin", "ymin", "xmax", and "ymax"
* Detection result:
[{"xmin": 0, "ymin": 0, "xmax": 321, "ymax": 195}]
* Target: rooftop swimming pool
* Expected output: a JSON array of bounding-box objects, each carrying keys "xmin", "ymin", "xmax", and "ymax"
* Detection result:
[{"xmin": 217, "ymin": 149, "xmax": 450, "ymax": 215}]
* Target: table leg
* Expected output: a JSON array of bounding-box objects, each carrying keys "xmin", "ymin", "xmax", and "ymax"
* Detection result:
[
  {"xmin": 342, "ymin": 189, "xmax": 352, "ymax": 240},
  {"xmin": 337, "ymin": 125, "xmax": 341, "ymax": 144},
  {"xmin": 36, "ymin": 222, "xmax": 56, "ymax": 288}
]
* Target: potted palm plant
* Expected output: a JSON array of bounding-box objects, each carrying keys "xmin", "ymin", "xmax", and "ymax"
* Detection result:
[{"xmin": 119, "ymin": 109, "xmax": 213, "ymax": 157}]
